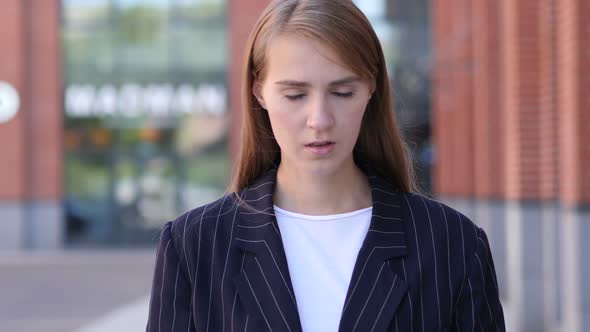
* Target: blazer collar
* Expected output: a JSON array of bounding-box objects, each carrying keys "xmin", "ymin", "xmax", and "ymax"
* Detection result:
[{"xmin": 233, "ymin": 162, "xmax": 408, "ymax": 332}]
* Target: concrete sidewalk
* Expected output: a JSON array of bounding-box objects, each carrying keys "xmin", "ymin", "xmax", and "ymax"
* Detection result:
[
  {"xmin": 76, "ymin": 296, "xmax": 149, "ymax": 332},
  {"xmin": 0, "ymin": 250, "xmax": 156, "ymax": 332}
]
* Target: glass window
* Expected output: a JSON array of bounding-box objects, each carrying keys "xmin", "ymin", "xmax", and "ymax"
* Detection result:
[
  {"xmin": 355, "ymin": 0, "xmax": 432, "ymax": 193},
  {"xmin": 62, "ymin": 0, "xmax": 228, "ymax": 246}
]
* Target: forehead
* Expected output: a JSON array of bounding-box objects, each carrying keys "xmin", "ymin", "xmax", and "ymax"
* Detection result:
[{"xmin": 263, "ymin": 33, "xmax": 357, "ymax": 84}]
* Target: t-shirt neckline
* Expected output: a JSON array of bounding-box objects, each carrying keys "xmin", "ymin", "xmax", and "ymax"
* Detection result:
[{"xmin": 273, "ymin": 204, "xmax": 373, "ymax": 221}]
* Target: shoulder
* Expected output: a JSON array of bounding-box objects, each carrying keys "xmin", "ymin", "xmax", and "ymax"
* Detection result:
[
  {"xmin": 400, "ymin": 192, "xmax": 483, "ymax": 261},
  {"xmin": 173, "ymin": 192, "xmax": 241, "ymax": 233},
  {"xmin": 153, "ymin": 192, "xmax": 245, "ymax": 271},
  {"xmin": 400, "ymin": 191, "xmax": 474, "ymax": 227},
  {"xmin": 162, "ymin": 192, "xmax": 242, "ymax": 248}
]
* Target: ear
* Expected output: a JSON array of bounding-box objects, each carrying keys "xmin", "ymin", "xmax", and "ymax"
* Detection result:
[
  {"xmin": 369, "ymin": 78, "xmax": 376, "ymax": 96},
  {"xmin": 252, "ymin": 81, "xmax": 267, "ymax": 109}
]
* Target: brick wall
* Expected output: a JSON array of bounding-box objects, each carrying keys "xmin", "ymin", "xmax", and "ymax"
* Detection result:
[
  {"xmin": 502, "ymin": 0, "xmax": 544, "ymax": 200},
  {"xmin": 472, "ymin": 0, "xmax": 505, "ymax": 199},
  {"xmin": 0, "ymin": 0, "xmax": 62, "ymax": 201},
  {"xmin": 557, "ymin": 0, "xmax": 590, "ymax": 205},
  {"xmin": 431, "ymin": 0, "xmax": 476, "ymax": 196},
  {"xmin": 433, "ymin": 0, "xmax": 589, "ymax": 206},
  {"xmin": 0, "ymin": 0, "xmax": 26, "ymax": 200}
]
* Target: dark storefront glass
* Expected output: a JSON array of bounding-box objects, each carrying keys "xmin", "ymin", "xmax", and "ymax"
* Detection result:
[
  {"xmin": 356, "ymin": 0, "xmax": 432, "ymax": 193},
  {"xmin": 62, "ymin": 0, "xmax": 228, "ymax": 246}
]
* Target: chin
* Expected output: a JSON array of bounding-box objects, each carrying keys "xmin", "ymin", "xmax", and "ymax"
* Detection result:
[
  {"xmin": 302, "ymin": 158, "xmax": 345, "ymax": 177},
  {"xmin": 281, "ymin": 151, "xmax": 351, "ymax": 177}
]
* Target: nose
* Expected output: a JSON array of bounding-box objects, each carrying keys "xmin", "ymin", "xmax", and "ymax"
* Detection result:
[{"xmin": 306, "ymin": 95, "xmax": 334, "ymax": 131}]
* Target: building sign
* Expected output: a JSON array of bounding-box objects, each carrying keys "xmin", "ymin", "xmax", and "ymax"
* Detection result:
[
  {"xmin": 0, "ymin": 81, "xmax": 20, "ymax": 123},
  {"xmin": 66, "ymin": 83, "xmax": 227, "ymax": 119}
]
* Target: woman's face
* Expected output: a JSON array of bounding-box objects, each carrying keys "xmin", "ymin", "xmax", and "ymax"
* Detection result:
[{"xmin": 254, "ymin": 33, "xmax": 374, "ymax": 176}]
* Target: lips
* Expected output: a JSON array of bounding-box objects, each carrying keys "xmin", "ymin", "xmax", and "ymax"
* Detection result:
[
  {"xmin": 304, "ymin": 141, "xmax": 335, "ymax": 156},
  {"xmin": 305, "ymin": 141, "xmax": 334, "ymax": 147}
]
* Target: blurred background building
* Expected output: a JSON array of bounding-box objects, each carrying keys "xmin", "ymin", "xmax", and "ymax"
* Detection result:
[{"xmin": 0, "ymin": 0, "xmax": 587, "ymax": 331}]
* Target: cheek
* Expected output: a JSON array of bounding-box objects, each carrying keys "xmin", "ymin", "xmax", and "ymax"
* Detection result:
[
  {"xmin": 334, "ymin": 100, "xmax": 368, "ymax": 149},
  {"xmin": 339, "ymin": 99, "xmax": 368, "ymax": 129},
  {"xmin": 265, "ymin": 104, "xmax": 302, "ymax": 148}
]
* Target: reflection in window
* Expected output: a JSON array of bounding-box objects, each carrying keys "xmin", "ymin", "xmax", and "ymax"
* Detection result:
[
  {"xmin": 62, "ymin": 0, "xmax": 228, "ymax": 246},
  {"xmin": 355, "ymin": 0, "xmax": 432, "ymax": 193}
]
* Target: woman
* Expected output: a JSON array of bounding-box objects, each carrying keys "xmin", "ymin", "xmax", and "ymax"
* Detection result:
[{"xmin": 147, "ymin": 0, "xmax": 505, "ymax": 331}]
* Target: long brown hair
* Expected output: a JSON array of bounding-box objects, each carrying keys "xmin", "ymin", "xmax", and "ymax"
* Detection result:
[{"xmin": 230, "ymin": 0, "xmax": 417, "ymax": 193}]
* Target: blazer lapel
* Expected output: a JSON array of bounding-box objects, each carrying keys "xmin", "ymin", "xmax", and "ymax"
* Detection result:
[
  {"xmin": 232, "ymin": 165, "xmax": 303, "ymax": 332},
  {"xmin": 338, "ymin": 167, "xmax": 408, "ymax": 332},
  {"xmin": 232, "ymin": 163, "xmax": 408, "ymax": 332}
]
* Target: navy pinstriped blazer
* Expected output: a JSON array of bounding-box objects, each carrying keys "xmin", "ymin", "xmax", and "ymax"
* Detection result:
[{"xmin": 146, "ymin": 163, "xmax": 505, "ymax": 331}]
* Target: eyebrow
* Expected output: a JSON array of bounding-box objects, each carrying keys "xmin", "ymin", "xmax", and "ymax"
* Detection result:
[{"xmin": 274, "ymin": 76, "xmax": 361, "ymax": 87}]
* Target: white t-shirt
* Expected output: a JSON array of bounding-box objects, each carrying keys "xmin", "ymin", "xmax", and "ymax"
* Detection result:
[{"xmin": 274, "ymin": 205, "xmax": 372, "ymax": 332}]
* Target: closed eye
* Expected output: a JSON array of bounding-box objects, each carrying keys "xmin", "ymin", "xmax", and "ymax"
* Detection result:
[
  {"xmin": 285, "ymin": 94, "xmax": 305, "ymax": 101},
  {"xmin": 285, "ymin": 92, "xmax": 354, "ymax": 101},
  {"xmin": 332, "ymin": 92, "xmax": 354, "ymax": 98}
]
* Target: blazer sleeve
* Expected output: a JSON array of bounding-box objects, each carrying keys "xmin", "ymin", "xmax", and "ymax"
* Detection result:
[
  {"xmin": 146, "ymin": 221, "xmax": 194, "ymax": 332},
  {"xmin": 452, "ymin": 227, "xmax": 506, "ymax": 331}
]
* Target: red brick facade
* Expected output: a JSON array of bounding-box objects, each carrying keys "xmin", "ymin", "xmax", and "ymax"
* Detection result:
[
  {"xmin": 432, "ymin": 0, "xmax": 477, "ymax": 197},
  {"xmin": 433, "ymin": 0, "xmax": 589, "ymax": 206},
  {"xmin": 557, "ymin": 0, "xmax": 590, "ymax": 204},
  {"xmin": 0, "ymin": 0, "xmax": 27, "ymax": 200},
  {"xmin": 0, "ymin": 0, "xmax": 62, "ymax": 201},
  {"xmin": 472, "ymin": 0, "xmax": 505, "ymax": 199}
]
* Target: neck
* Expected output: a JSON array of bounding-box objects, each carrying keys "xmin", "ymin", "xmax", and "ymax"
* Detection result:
[{"xmin": 273, "ymin": 158, "xmax": 372, "ymax": 215}]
